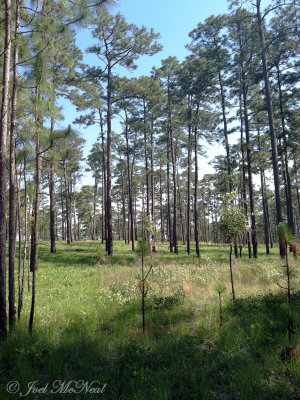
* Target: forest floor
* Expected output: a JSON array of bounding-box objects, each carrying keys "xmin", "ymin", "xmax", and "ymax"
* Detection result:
[{"xmin": 0, "ymin": 241, "xmax": 300, "ymax": 399}]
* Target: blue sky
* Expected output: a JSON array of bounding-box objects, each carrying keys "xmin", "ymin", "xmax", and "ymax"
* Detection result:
[{"xmin": 58, "ymin": 0, "xmax": 231, "ymax": 184}]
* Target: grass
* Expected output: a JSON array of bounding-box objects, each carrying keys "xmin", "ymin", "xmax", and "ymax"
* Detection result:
[{"xmin": 0, "ymin": 241, "xmax": 300, "ymax": 399}]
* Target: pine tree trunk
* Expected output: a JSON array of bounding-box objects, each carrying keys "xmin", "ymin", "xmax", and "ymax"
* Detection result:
[
  {"xmin": 0, "ymin": 0, "xmax": 12, "ymax": 340},
  {"xmin": 178, "ymin": 181, "xmax": 185, "ymax": 245},
  {"xmin": 120, "ymin": 164, "xmax": 126, "ymax": 243},
  {"xmin": 242, "ymin": 85, "xmax": 258, "ymax": 258},
  {"xmin": 143, "ymin": 100, "xmax": 151, "ymax": 250},
  {"xmin": 99, "ymin": 111, "xmax": 107, "ymax": 245},
  {"xmin": 159, "ymin": 165, "xmax": 164, "ymax": 242},
  {"xmin": 124, "ymin": 110, "xmax": 135, "ymax": 250},
  {"xmin": 150, "ymin": 119, "xmax": 156, "ymax": 250},
  {"xmin": 8, "ymin": 0, "xmax": 20, "ymax": 328},
  {"xmin": 168, "ymin": 90, "xmax": 178, "ymax": 254},
  {"xmin": 277, "ymin": 66, "xmax": 294, "ymax": 234},
  {"xmin": 240, "ymin": 102, "xmax": 252, "ymax": 258},
  {"xmin": 16, "ymin": 171, "xmax": 22, "ymax": 320},
  {"xmin": 229, "ymin": 243, "xmax": 235, "ymax": 300},
  {"xmin": 194, "ymin": 105, "xmax": 200, "ymax": 258},
  {"xmin": 167, "ymin": 134, "xmax": 172, "ymax": 252},
  {"xmin": 60, "ymin": 180, "xmax": 65, "ymax": 241},
  {"xmin": 101, "ymin": 168, "xmax": 104, "ymax": 243},
  {"xmin": 106, "ymin": 64, "xmax": 113, "ymax": 256},
  {"xmin": 19, "ymin": 164, "xmax": 27, "ymax": 317},
  {"xmin": 69, "ymin": 180, "xmax": 73, "ymax": 243},
  {"xmin": 92, "ymin": 177, "xmax": 97, "ymax": 241},
  {"xmin": 187, "ymin": 97, "xmax": 192, "ymax": 254},
  {"xmin": 256, "ymin": 0, "xmax": 284, "ymax": 256},
  {"xmin": 257, "ymin": 129, "xmax": 270, "ymax": 254},
  {"xmin": 63, "ymin": 162, "xmax": 70, "ymax": 244},
  {"xmin": 29, "ymin": 99, "xmax": 42, "ymax": 334},
  {"xmin": 49, "ymin": 118, "xmax": 56, "ymax": 253}
]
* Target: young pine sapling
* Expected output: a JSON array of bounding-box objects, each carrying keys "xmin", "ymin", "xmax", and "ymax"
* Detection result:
[
  {"xmin": 277, "ymin": 222, "xmax": 297, "ymax": 343},
  {"xmin": 219, "ymin": 192, "xmax": 247, "ymax": 300},
  {"xmin": 136, "ymin": 237, "xmax": 152, "ymax": 332},
  {"xmin": 215, "ymin": 283, "xmax": 226, "ymax": 327}
]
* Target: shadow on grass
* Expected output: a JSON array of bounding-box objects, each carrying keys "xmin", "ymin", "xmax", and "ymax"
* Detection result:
[{"xmin": 1, "ymin": 291, "xmax": 300, "ymax": 399}]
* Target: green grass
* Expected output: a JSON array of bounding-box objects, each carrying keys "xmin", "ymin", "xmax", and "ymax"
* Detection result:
[{"xmin": 0, "ymin": 241, "xmax": 300, "ymax": 399}]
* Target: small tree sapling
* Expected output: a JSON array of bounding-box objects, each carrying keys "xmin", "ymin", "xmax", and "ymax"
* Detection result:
[
  {"xmin": 215, "ymin": 283, "xmax": 226, "ymax": 327},
  {"xmin": 136, "ymin": 237, "xmax": 153, "ymax": 332},
  {"xmin": 219, "ymin": 192, "xmax": 247, "ymax": 300},
  {"xmin": 277, "ymin": 222, "xmax": 297, "ymax": 343}
]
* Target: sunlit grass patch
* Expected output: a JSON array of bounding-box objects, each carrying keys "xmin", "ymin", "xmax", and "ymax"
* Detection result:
[{"xmin": 0, "ymin": 241, "xmax": 299, "ymax": 399}]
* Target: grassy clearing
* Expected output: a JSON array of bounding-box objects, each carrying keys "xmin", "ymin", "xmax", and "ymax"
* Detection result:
[{"xmin": 0, "ymin": 241, "xmax": 300, "ymax": 399}]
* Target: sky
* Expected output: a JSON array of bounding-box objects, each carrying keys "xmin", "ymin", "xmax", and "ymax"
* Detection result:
[{"xmin": 58, "ymin": 0, "xmax": 233, "ymax": 185}]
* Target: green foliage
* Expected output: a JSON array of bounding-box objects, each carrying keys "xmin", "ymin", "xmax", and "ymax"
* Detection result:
[
  {"xmin": 136, "ymin": 237, "xmax": 148, "ymax": 256},
  {"xmin": 219, "ymin": 192, "xmax": 248, "ymax": 243},
  {"xmin": 95, "ymin": 246, "xmax": 106, "ymax": 264},
  {"xmin": 215, "ymin": 283, "xmax": 226, "ymax": 294},
  {"xmin": 278, "ymin": 222, "xmax": 297, "ymax": 258},
  {"xmin": 0, "ymin": 242, "xmax": 299, "ymax": 399},
  {"xmin": 149, "ymin": 290, "xmax": 186, "ymax": 311}
]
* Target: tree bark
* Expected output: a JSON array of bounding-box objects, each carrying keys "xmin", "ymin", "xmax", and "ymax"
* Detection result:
[
  {"xmin": 63, "ymin": 162, "xmax": 70, "ymax": 244},
  {"xmin": 124, "ymin": 109, "xmax": 135, "ymax": 250},
  {"xmin": 92, "ymin": 176, "xmax": 97, "ymax": 240},
  {"xmin": 256, "ymin": 0, "xmax": 284, "ymax": 256},
  {"xmin": 194, "ymin": 105, "xmax": 200, "ymax": 258},
  {"xmin": 8, "ymin": 0, "xmax": 20, "ymax": 329},
  {"xmin": 106, "ymin": 62, "xmax": 113, "ymax": 255},
  {"xmin": 239, "ymin": 99, "xmax": 252, "ymax": 258},
  {"xmin": 242, "ymin": 84, "xmax": 258, "ymax": 258},
  {"xmin": 0, "ymin": 0, "xmax": 12, "ymax": 340},
  {"xmin": 143, "ymin": 100, "xmax": 151, "ymax": 250},
  {"xmin": 276, "ymin": 66, "xmax": 294, "ymax": 234},
  {"xmin": 49, "ymin": 118, "xmax": 56, "ymax": 253},
  {"xmin": 19, "ymin": 163, "xmax": 27, "ymax": 317},
  {"xmin": 187, "ymin": 96, "xmax": 192, "ymax": 254},
  {"xmin": 29, "ymin": 94, "xmax": 42, "ymax": 333},
  {"xmin": 167, "ymin": 133, "xmax": 172, "ymax": 252},
  {"xmin": 168, "ymin": 81, "xmax": 178, "ymax": 254}
]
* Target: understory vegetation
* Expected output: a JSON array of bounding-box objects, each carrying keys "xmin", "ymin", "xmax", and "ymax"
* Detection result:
[{"xmin": 0, "ymin": 241, "xmax": 299, "ymax": 399}]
